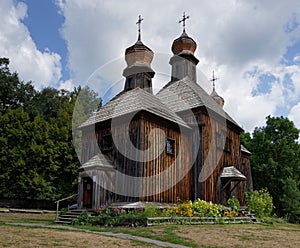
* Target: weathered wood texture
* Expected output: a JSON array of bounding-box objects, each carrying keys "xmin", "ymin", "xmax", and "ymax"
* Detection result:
[
  {"xmin": 80, "ymin": 107, "xmax": 251, "ymax": 207},
  {"xmin": 138, "ymin": 113, "xmax": 192, "ymax": 203},
  {"xmin": 179, "ymin": 107, "xmax": 250, "ymax": 205}
]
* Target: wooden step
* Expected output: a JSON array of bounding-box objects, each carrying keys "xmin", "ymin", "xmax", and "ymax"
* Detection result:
[{"xmin": 56, "ymin": 209, "xmax": 89, "ymax": 225}]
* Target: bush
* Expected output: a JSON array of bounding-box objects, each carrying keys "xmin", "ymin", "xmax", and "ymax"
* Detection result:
[
  {"xmin": 91, "ymin": 204, "xmax": 146, "ymax": 227},
  {"xmin": 143, "ymin": 203, "xmax": 161, "ymax": 217},
  {"xmin": 227, "ymin": 197, "xmax": 240, "ymax": 213},
  {"xmin": 174, "ymin": 200, "xmax": 193, "ymax": 217},
  {"xmin": 245, "ymin": 189, "xmax": 274, "ymax": 218},
  {"xmin": 72, "ymin": 211, "xmax": 91, "ymax": 226},
  {"xmin": 59, "ymin": 207, "xmax": 68, "ymax": 216},
  {"xmin": 192, "ymin": 199, "xmax": 222, "ymax": 217}
]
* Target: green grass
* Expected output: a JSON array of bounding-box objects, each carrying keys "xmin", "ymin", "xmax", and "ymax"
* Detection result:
[
  {"xmin": 72, "ymin": 224, "xmax": 198, "ymax": 247},
  {"xmin": 2, "ymin": 212, "xmax": 300, "ymax": 248}
]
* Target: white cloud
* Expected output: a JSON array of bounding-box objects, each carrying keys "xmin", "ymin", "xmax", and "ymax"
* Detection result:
[
  {"xmin": 294, "ymin": 55, "xmax": 300, "ymax": 62},
  {"xmin": 56, "ymin": 0, "xmax": 300, "ymax": 132},
  {"xmin": 0, "ymin": 0, "xmax": 62, "ymax": 89},
  {"xmin": 288, "ymin": 102, "xmax": 300, "ymax": 131},
  {"xmin": 58, "ymin": 79, "xmax": 74, "ymax": 91}
]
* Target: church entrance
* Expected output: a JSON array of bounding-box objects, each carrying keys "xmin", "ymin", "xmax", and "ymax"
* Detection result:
[{"xmin": 82, "ymin": 177, "xmax": 93, "ymax": 208}]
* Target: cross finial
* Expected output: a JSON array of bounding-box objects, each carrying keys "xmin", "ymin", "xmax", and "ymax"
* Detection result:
[
  {"xmin": 136, "ymin": 15, "xmax": 144, "ymax": 41},
  {"xmin": 179, "ymin": 12, "xmax": 190, "ymax": 32},
  {"xmin": 210, "ymin": 70, "xmax": 219, "ymax": 91}
]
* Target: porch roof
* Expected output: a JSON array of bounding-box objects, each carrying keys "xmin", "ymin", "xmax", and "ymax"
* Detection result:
[
  {"xmin": 80, "ymin": 153, "xmax": 115, "ymax": 171},
  {"xmin": 221, "ymin": 166, "xmax": 246, "ymax": 181}
]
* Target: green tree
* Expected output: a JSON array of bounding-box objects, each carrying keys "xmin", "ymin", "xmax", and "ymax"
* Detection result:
[
  {"xmin": 0, "ymin": 57, "xmax": 102, "ymax": 205},
  {"xmin": 0, "ymin": 58, "xmax": 36, "ymax": 114},
  {"xmin": 242, "ymin": 116, "xmax": 300, "ymax": 220},
  {"xmin": 0, "ymin": 107, "xmax": 31, "ymax": 198},
  {"xmin": 280, "ymin": 178, "xmax": 300, "ymax": 222}
]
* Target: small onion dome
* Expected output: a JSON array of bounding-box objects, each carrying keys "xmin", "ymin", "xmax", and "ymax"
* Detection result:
[
  {"xmin": 171, "ymin": 31, "xmax": 197, "ymax": 56},
  {"xmin": 125, "ymin": 40, "xmax": 154, "ymax": 68},
  {"xmin": 211, "ymin": 88, "xmax": 225, "ymax": 108}
]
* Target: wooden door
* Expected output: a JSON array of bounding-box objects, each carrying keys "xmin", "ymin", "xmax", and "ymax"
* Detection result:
[{"xmin": 83, "ymin": 177, "xmax": 93, "ymax": 208}]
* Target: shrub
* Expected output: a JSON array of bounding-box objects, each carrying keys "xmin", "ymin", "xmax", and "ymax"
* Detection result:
[
  {"xmin": 245, "ymin": 189, "xmax": 274, "ymax": 218},
  {"xmin": 192, "ymin": 199, "xmax": 222, "ymax": 217},
  {"xmin": 227, "ymin": 197, "xmax": 240, "ymax": 213},
  {"xmin": 143, "ymin": 203, "xmax": 161, "ymax": 217},
  {"xmin": 173, "ymin": 200, "xmax": 193, "ymax": 217},
  {"xmin": 72, "ymin": 211, "xmax": 91, "ymax": 226},
  {"xmin": 59, "ymin": 207, "xmax": 68, "ymax": 216}
]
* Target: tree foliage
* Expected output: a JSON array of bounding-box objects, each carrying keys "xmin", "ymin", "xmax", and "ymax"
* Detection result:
[
  {"xmin": 241, "ymin": 116, "xmax": 300, "ymax": 222},
  {"xmin": 0, "ymin": 58, "xmax": 101, "ymax": 202}
]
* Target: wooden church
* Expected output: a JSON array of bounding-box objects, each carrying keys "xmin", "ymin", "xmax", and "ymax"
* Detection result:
[{"xmin": 77, "ymin": 15, "xmax": 252, "ymax": 209}]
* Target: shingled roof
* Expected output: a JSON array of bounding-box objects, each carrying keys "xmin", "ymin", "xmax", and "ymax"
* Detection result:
[
  {"xmin": 221, "ymin": 166, "xmax": 246, "ymax": 181},
  {"xmin": 241, "ymin": 144, "xmax": 251, "ymax": 154},
  {"xmin": 78, "ymin": 87, "xmax": 190, "ymax": 129},
  {"xmin": 80, "ymin": 153, "xmax": 115, "ymax": 171},
  {"xmin": 156, "ymin": 76, "xmax": 242, "ymax": 130}
]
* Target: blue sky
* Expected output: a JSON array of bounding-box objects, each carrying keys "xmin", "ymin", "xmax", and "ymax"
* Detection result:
[
  {"xmin": 1, "ymin": 0, "xmax": 300, "ymax": 134},
  {"xmin": 21, "ymin": 0, "xmax": 69, "ymax": 83}
]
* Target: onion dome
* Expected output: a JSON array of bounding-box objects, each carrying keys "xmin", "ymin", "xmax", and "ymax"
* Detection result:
[
  {"xmin": 210, "ymin": 87, "xmax": 225, "ymax": 108},
  {"xmin": 171, "ymin": 31, "xmax": 197, "ymax": 56},
  {"xmin": 123, "ymin": 39, "xmax": 154, "ymax": 77},
  {"xmin": 210, "ymin": 71, "xmax": 224, "ymax": 107}
]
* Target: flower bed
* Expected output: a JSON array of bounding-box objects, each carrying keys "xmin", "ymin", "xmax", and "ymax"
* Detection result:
[
  {"xmin": 146, "ymin": 216, "xmax": 253, "ymax": 226},
  {"xmin": 73, "ymin": 197, "xmax": 258, "ymax": 227}
]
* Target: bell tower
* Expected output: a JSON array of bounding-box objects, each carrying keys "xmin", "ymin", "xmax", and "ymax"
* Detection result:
[
  {"xmin": 170, "ymin": 12, "xmax": 199, "ymax": 82},
  {"xmin": 123, "ymin": 15, "xmax": 155, "ymax": 94}
]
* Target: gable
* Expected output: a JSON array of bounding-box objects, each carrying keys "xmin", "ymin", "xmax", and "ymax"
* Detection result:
[{"xmin": 156, "ymin": 76, "xmax": 243, "ymax": 131}]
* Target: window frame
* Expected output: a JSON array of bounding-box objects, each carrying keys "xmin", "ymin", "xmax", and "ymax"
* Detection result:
[
  {"xmin": 224, "ymin": 137, "xmax": 232, "ymax": 153},
  {"xmin": 101, "ymin": 134, "xmax": 113, "ymax": 153},
  {"xmin": 166, "ymin": 137, "xmax": 175, "ymax": 155}
]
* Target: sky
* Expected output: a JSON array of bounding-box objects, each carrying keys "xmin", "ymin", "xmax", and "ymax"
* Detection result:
[{"xmin": 1, "ymin": 0, "xmax": 300, "ymax": 134}]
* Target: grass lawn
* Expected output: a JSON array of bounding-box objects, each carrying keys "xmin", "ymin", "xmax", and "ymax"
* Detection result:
[
  {"xmin": 0, "ymin": 225, "xmax": 148, "ymax": 248},
  {"xmin": 0, "ymin": 212, "xmax": 299, "ymax": 247},
  {"xmin": 0, "ymin": 212, "xmax": 55, "ymax": 224}
]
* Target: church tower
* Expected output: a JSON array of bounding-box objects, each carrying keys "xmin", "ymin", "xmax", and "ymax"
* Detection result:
[
  {"xmin": 170, "ymin": 12, "xmax": 199, "ymax": 82},
  {"xmin": 210, "ymin": 71, "xmax": 225, "ymax": 108},
  {"xmin": 123, "ymin": 15, "xmax": 155, "ymax": 94}
]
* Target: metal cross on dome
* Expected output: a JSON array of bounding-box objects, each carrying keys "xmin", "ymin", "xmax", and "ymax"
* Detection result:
[
  {"xmin": 179, "ymin": 12, "xmax": 190, "ymax": 32},
  {"xmin": 210, "ymin": 70, "xmax": 219, "ymax": 91},
  {"xmin": 136, "ymin": 15, "xmax": 144, "ymax": 41}
]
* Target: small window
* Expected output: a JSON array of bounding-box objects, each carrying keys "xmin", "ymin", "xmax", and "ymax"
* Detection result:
[
  {"xmin": 166, "ymin": 138, "xmax": 175, "ymax": 155},
  {"xmin": 224, "ymin": 137, "xmax": 232, "ymax": 153},
  {"xmin": 101, "ymin": 134, "xmax": 113, "ymax": 153},
  {"xmin": 126, "ymin": 77, "xmax": 133, "ymax": 90}
]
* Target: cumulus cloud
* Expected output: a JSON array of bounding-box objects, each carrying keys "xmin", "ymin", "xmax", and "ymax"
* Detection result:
[
  {"xmin": 0, "ymin": 0, "xmax": 62, "ymax": 89},
  {"xmin": 289, "ymin": 102, "xmax": 300, "ymax": 132},
  {"xmin": 58, "ymin": 79, "xmax": 74, "ymax": 91},
  {"xmin": 56, "ymin": 0, "xmax": 300, "ymax": 132}
]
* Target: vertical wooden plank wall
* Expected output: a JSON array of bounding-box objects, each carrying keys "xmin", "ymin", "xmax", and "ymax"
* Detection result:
[{"xmin": 80, "ymin": 108, "xmax": 251, "ymax": 206}]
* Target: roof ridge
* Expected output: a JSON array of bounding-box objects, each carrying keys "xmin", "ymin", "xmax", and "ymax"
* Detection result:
[{"xmin": 78, "ymin": 87, "xmax": 190, "ymax": 129}]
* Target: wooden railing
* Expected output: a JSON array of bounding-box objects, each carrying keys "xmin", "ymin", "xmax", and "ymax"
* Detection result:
[{"xmin": 54, "ymin": 193, "xmax": 78, "ymax": 220}]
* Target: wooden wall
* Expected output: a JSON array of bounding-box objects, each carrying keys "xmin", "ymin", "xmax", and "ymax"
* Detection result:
[
  {"xmin": 179, "ymin": 106, "xmax": 250, "ymax": 205},
  {"xmin": 80, "ymin": 107, "xmax": 252, "ymax": 206},
  {"xmin": 139, "ymin": 112, "xmax": 192, "ymax": 203}
]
